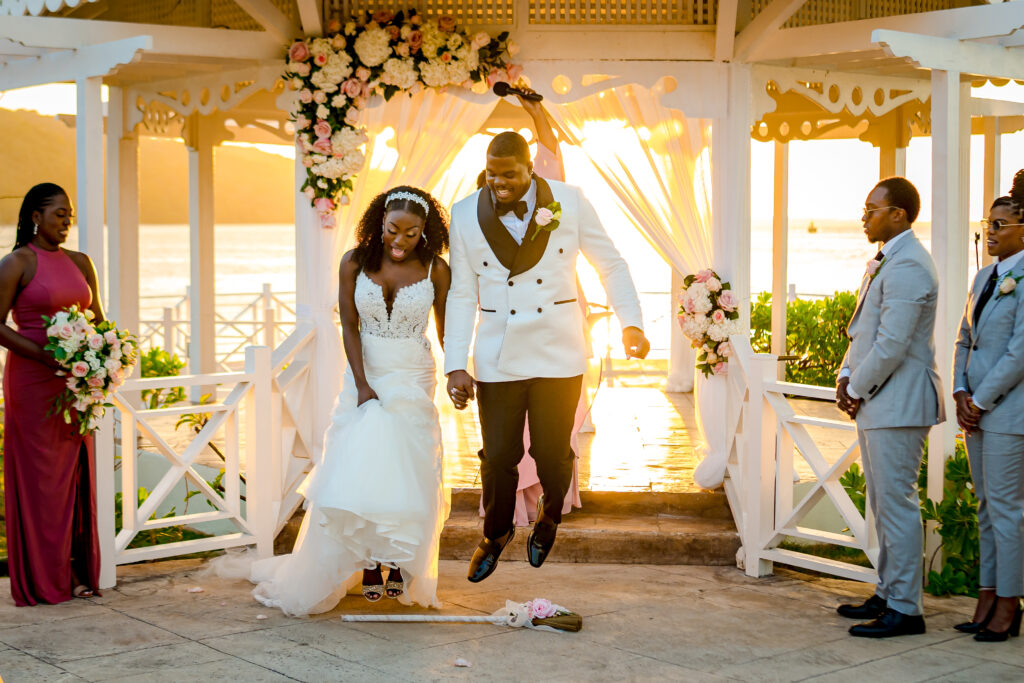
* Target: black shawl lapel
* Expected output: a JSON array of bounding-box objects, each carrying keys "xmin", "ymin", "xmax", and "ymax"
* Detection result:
[
  {"xmin": 476, "ymin": 187, "xmax": 519, "ymax": 271},
  {"xmin": 509, "ymin": 175, "xmax": 554, "ymax": 278}
]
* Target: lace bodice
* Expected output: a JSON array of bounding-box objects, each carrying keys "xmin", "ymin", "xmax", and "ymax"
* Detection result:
[{"xmin": 355, "ymin": 268, "xmax": 434, "ymax": 340}]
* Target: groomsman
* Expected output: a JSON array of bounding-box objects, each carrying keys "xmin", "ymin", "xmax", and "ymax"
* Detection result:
[{"xmin": 835, "ymin": 177, "xmax": 944, "ymax": 638}]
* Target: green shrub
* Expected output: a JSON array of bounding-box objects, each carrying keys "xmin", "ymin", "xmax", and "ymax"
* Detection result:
[
  {"xmin": 139, "ymin": 347, "xmax": 186, "ymax": 409},
  {"xmin": 750, "ymin": 291, "xmax": 857, "ymax": 387}
]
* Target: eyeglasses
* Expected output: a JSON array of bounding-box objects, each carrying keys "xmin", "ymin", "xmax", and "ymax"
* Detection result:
[
  {"xmin": 862, "ymin": 205, "xmax": 899, "ymax": 218},
  {"xmin": 981, "ymin": 219, "xmax": 1024, "ymax": 231}
]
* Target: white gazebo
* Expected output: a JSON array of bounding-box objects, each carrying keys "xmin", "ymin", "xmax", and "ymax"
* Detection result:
[{"xmin": 2, "ymin": 0, "xmax": 1022, "ymax": 587}]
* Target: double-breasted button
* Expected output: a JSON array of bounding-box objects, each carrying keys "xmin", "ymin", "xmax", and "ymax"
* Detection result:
[
  {"xmin": 483, "ymin": 261, "xmax": 488, "ymax": 266},
  {"xmin": 510, "ymin": 309, "xmax": 516, "ymax": 315},
  {"xmin": 537, "ymin": 307, "xmax": 542, "ymax": 313},
  {"xmin": 537, "ymin": 278, "xmax": 542, "ymax": 284},
  {"xmin": 972, "ymin": 344, "xmax": 978, "ymax": 351},
  {"xmin": 558, "ymin": 248, "xmax": 564, "ymax": 254},
  {"xmin": 508, "ymin": 280, "xmax": 514, "ymax": 286}
]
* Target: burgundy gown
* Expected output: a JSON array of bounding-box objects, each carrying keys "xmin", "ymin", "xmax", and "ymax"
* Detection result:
[{"xmin": 3, "ymin": 243, "xmax": 100, "ymax": 606}]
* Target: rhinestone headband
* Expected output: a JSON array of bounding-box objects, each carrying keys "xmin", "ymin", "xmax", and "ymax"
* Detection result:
[{"xmin": 385, "ymin": 190, "xmax": 429, "ymax": 218}]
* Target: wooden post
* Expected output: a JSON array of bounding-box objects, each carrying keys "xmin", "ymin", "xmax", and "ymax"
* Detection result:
[
  {"xmin": 246, "ymin": 346, "xmax": 275, "ymax": 557},
  {"xmin": 928, "ymin": 70, "xmax": 971, "ymax": 561},
  {"xmin": 879, "ymin": 145, "xmax": 907, "ymax": 179},
  {"xmin": 771, "ymin": 140, "xmax": 788, "ymax": 380},
  {"xmin": 96, "ymin": 410, "xmax": 117, "ymax": 588},
  {"xmin": 743, "ymin": 351, "xmax": 777, "ymax": 578},
  {"xmin": 76, "ymin": 76, "xmax": 104, "ymax": 300},
  {"xmin": 105, "ymin": 86, "xmax": 140, "ymax": 337},
  {"xmin": 185, "ymin": 114, "xmax": 218, "ymax": 401},
  {"xmin": 263, "ymin": 306, "xmax": 276, "ymax": 348},
  {"xmin": 982, "ymin": 116, "xmax": 1001, "ymax": 268},
  {"xmin": 163, "ymin": 307, "xmax": 175, "ymax": 357}
]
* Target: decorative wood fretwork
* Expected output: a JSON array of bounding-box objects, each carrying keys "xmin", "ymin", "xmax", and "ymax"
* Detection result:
[
  {"xmin": 0, "ymin": 0, "xmax": 97, "ymax": 16},
  {"xmin": 337, "ymin": 0, "xmax": 514, "ymax": 25}
]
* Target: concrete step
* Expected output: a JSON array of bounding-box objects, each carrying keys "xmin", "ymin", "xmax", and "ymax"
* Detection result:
[{"xmin": 442, "ymin": 490, "xmax": 739, "ymax": 566}]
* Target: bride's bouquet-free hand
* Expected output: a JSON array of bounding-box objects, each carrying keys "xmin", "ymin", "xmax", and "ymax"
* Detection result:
[
  {"xmin": 677, "ymin": 268, "xmax": 743, "ymax": 377},
  {"xmin": 43, "ymin": 305, "xmax": 139, "ymax": 434}
]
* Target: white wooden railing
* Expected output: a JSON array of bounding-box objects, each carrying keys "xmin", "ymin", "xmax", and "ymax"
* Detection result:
[
  {"xmin": 724, "ymin": 335, "xmax": 880, "ymax": 583},
  {"xmin": 95, "ymin": 323, "xmax": 316, "ymax": 587}
]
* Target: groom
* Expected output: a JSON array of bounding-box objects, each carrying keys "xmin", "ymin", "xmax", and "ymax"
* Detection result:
[{"xmin": 445, "ymin": 131, "xmax": 648, "ymax": 582}]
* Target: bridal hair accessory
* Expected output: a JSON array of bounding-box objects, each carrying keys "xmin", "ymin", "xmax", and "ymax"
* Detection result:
[{"xmin": 385, "ymin": 191, "xmax": 430, "ymax": 218}]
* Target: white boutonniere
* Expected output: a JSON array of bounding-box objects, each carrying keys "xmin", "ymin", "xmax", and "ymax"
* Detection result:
[
  {"xmin": 996, "ymin": 272, "xmax": 1023, "ymax": 298},
  {"xmin": 866, "ymin": 257, "xmax": 886, "ymax": 279},
  {"xmin": 529, "ymin": 201, "xmax": 562, "ymax": 241}
]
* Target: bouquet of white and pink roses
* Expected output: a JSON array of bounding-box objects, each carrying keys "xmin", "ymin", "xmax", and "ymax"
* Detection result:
[
  {"xmin": 43, "ymin": 305, "xmax": 139, "ymax": 434},
  {"xmin": 677, "ymin": 268, "xmax": 743, "ymax": 377},
  {"xmin": 495, "ymin": 597, "xmax": 582, "ymax": 632}
]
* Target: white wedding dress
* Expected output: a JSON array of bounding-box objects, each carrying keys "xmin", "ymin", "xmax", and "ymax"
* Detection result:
[{"xmin": 246, "ymin": 266, "xmax": 450, "ymax": 615}]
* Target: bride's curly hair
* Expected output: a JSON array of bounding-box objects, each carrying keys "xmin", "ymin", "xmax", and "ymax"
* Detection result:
[
  {"xmin": 1006, "ymin": 169, "xmax": 1024, "ymax": 217},
  {"xmin": 351, "ymin": 186, "xmax": 449, "ymax": 273}
]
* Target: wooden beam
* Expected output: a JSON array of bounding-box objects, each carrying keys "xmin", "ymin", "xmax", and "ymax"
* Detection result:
[
  {"xmin": 733, "ymin": 0, "xmax": 807, "ymax": 63},
  {"xmin": 0, "ymin": 35, "xmax": 149, "ymax": 90},
  {"xmin": 295, "ymin": 0, "xmax": 322, "ymax": 37},
  {"xmin": 715, "ymin": 0, "xmax": 739, "ymax": 62},
  {"xmin": 874, "ymin": 29, "xmax": 1024, "ymax": 81},
  {"xmin": 0, "ymin": 16, "xmax": 283, "ymax": 60},
  {"xmin": 234, "ymin": 0, "xmax": 300, "ymax": 44},
  {"xmin": 753, "ymin": 3, "xmax": 1024, "ymax": 63}
]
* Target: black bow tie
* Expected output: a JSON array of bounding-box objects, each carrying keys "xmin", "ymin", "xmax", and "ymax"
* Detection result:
[{"xmin": 497, "ymin": 200, "xmax": 528, "ymax": 220}]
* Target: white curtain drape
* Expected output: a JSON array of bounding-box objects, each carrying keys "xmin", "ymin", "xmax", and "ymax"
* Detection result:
[
  {"xmin": 546, "ymin": 82, "xmax": 723, "ymax": 487},
  {"xmin": 545, "ymin": 82, "xmax": 713, "ymax": 394},
  {"xmin": 303, "ymin": 90, "xmax": 497, "ymax": 464}
]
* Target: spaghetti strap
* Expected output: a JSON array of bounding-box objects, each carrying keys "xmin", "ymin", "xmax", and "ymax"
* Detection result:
[{"xmin": 427, "ymin": 258, "xmax": 433, "ymax": 278}]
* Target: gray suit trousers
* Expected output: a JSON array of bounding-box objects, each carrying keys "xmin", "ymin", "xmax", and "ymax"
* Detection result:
[
  {"xmin": 965, "ymin": 430, "xmax": 1024, "ymax": 597},
  {"xmin": 858, "ymin": 426, "xmax": 928, "ymax": 616}
]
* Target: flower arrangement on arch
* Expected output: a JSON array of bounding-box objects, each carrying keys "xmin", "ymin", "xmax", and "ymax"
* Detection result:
[
  {"xmin": 43, "ymin": 305, "xmax": 139, "ymax": 434},
  {"xmin": 677, "ymin": 268, "xmax": 743, "ymax": 377},
  {"xmin": 285, "ymin": 9, "xmax": 521, "ymax": 228}
]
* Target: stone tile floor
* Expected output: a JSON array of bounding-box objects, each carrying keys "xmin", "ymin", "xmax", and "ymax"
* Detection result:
[{"xmin": 0, "ymin": 558, "xmax": 1018, "ymax": 682}]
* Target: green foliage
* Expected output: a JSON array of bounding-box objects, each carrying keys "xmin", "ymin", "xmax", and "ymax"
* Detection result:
[
  {"xmin": 839, "ymin": 463, "xmax": 866, "ymax": 517},
  {"xmin": 750, "ymin": 291, "xmax": 858, "ymax": 387},
  {"xmin": 115, "ymin": 487, "xmax": 186, "ymax": 548},
  {"xmin": 139, "ymin": 347, "xmax": 187, "ymax": 409}
]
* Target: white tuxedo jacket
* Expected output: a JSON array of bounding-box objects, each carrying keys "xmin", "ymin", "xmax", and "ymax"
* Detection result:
[{"xmin": 444, "ymin": 176, "xmax": 643, "ymax": 382}]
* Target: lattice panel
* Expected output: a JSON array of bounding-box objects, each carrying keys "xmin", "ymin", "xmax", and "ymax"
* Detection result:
[
  {"xmin": 530, "ymin": 0, "xmax": 718, "ymax": 25},
  {"xmin": 93, "ymin": 0, "xmax": 298, "ymax": 29},
  {"xmin": 749, "ymin": 0, "xmax": 966, "ymax": 28},
  {"xmin": 337, "ymin": 1, "xmax": 514, "ymax": 25}
]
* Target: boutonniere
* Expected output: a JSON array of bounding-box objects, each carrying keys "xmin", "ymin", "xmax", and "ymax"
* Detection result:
[
  {"xmin": 996, "ymin": 272, "xmax": 1023, "ymax": 298},
  {"xmin": 529, "ymin": 201, "xmax": 562, "ymax": 241},
  {"xmin": 866, "ymin": 257, "xmax": 886, "ymax": 279}
]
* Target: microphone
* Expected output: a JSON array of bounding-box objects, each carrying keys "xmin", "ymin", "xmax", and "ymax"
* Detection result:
[{"xmin": 492, "ymin": 81, "xmax": 543, "ymax": 102}]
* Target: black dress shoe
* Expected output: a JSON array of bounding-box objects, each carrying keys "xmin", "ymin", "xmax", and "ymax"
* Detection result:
[
  {"xmin": 527, "ymin": 519, "xmax": 557, "ymax": 568},
  {"xmin": 849, "ymin": 608, "xmax": 926, "ymax": 638},
  {"xmin": 467, "ymin": 527, "xmax": 514, "ymax": 583},
  {"xmin": 837, "ymin": 594, "xmax": 887, "ymax": 620}
]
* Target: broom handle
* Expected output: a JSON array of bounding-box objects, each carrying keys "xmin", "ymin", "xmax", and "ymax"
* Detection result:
[{"xmin": 341, "ymin": 614, "xmax": 507, "ymax": 624}]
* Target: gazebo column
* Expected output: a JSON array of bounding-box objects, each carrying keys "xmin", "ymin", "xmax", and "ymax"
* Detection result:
[
  {"xmin": 928, "ymin": 70, "xmax": 970, "ymax": 504},
  {"xmin": 666, "ymin": 271, "xmax": 694, "ymax": 393},
  {"xmin": 76, "ymin": 76, "xmax": 105, "ymax": 299},
  {"xmin": 184, "ymin": 113, "xmax": 220, "ymax": 398},
  {"xmin": 105, "ymin": 86, "xmax": 140, "ymax": 343},
  {"xmin": 878, "ymin": 145, "xmax": 906, "ymax": 179},
  {"xmin": 771, "ymin": 140, "xmax": 788, "ymax": 380},
  {"xmin": 981, "ymin": 116, "xmax": 1000, "ymax": 268}
]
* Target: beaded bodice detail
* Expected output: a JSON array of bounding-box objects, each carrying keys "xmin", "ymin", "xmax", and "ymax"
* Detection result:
[{"xmin": 355, "ymin": 269, "xmax": 434, "ymax": 340}]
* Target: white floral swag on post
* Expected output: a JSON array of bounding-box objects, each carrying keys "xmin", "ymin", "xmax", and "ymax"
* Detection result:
[
  {"xmin": 285, "ymin": 8, "xmax": 520, "ymax": 227},
  {"xmin": 677, "ymin": 269, "xmax": 742, "ymax": 376}
]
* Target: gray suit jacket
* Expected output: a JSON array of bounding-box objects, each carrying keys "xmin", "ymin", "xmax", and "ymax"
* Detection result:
[
  {"xmin": 953, "ymin": 262, "xmax": 1024, "ymax": 435},
  {"xmin": 840, "ymin": 231, "xmax": 944, "ymax": 429}
]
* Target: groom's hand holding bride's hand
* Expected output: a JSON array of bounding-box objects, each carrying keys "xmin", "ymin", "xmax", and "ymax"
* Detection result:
[
  {"xmin": 622, "ymin": 327, "xmax": 650, "ymax": 360},
  {"xmin": 447, "ymin": 370, "xmax": 475, "ymax": 410}
]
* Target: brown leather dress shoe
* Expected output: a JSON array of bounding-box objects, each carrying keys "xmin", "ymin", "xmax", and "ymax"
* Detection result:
[{"xmin": 467, "ymin": 527, "xmax": 515, "ymax": 583}]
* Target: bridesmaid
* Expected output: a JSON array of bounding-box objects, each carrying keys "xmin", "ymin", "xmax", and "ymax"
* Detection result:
[
  {"xmin": 0, "ymin": 183, "xmax": 104, "ymax": 605},
  {"xmin": 952, "ymin": 186, "xmax": 1024, "ymax": 641}
]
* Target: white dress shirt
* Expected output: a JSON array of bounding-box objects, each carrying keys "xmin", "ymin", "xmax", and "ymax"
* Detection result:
[
  {"xmin": 955, "ymin": 247, "xmax": 1024, "ymax": 409},
  {"xmin": 841, "ymin": 229, "xmax": 915, "ymax": 399},
  {"xmin": 495, "ymin": 179, "xmax": 537, "ymax": 246}
]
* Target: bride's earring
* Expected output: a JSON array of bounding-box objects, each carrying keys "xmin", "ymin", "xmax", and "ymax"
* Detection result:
[{"xmin": 33, "ymin": 223, "xmax": 38, "ymax": 236}]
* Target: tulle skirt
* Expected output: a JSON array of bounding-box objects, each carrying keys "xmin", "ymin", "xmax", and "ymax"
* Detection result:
[{"xmin": 247, "ymin": 335, "xmax": 450, "ymax": 615}]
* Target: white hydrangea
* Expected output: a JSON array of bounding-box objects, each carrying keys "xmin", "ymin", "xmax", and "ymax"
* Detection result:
[
  {"xmin": 322, "ymin": 52, "xmax": 353, "ymax": 83},
  {"xmin": 330, "ymin": 126, "xmax": 368, "ymax": 156},
  {"xmin": 446, "ymin": 34, "xmax": 463, "ymax": 51},
  {"xmin": 420, "ymin": 23, "xmax": 446, "ymax": 58},
  {"xmin": 354, "ymin": 24, "xmax": 392, "ymax": 67},
  {"xmin": 312, "ymin": 150, "xmax": 366, "ymax": 179},
  {"xmin": 331, "ymin": 93, "xmax": 348, "ymax": 108},
  {"xmin": 380, "ymin": 57, "xmax": 419, "ymax": 90},
  {"xmin": 316, "ymin": 104, "xmax": 330, "ymax": 119},
  {"xmin": 679, "ymin": 314, "xmax": 710, "ymax": 341},
  {"xmin": 308, "ymin": 38, "xmax": 333, "ymax": 58},
  {"xmin": 707, "ymin": 318, "xmax": 743, "ymax": 342}
]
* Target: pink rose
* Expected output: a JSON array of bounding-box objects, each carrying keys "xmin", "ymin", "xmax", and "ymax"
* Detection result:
[
  {"xmin": 506, "ymin": 63, "xmax": 524, "ymax": 82},
  {"xmin": 407, "ymin": 30, "xmax": 423, "ymax": 52},
  {"xmin": 711, "ymin": 309, "xmax": 726, "ymax": 325},
  {"xmin": 313, "ymin": 119, "xmax": 331, "ymax": 138},
  {"xmin": 87, "ymin": 376, "xmax": 104, "ymax": 388},
  {"xmin": 999, "ymin": 275, "xmax": 1018, "ymax": 295},
  {"xmin": 865, "ymin": 259, "xmax": 882, "ymax": 277},
  {"xmin": 706, "ymin": 276, "xmax": 722, "ymax": 293},
  {"xmin": 71, "ymin": 361, "xmax": 89, "ymax": 378},
  {"xmin": 361, "ymin": 81, "xmax": 372, "ymax": 97},
  {"xmin": 395, "ymin": 42, "xmax": 410, "ymax": 57},
  {"xmin": 326, "ymin": 18, "xmax": 342, "ymax": 33},
  {"xmin": 471, "ymin": 32, "xmax": 490, "ymax": 50},
  {"xmin": 507, "ymin": 41, "xmax": 521, "ymax": 57},
  {"xmin": 313, "ymin": 90, "xmax": 327, "ymax": 104},
  {"xmin": 293, "ymin": 61, "xmax": 311, "ymax": 77},
  {"xmin": 288, "ymin": 41, "xmax": 311, "ymax": 62},
  {"xmin": 356, "ymin": 66, "xmax": 371, "ymax": 81},
  {"xmin": 314, "ymin": 53, "xmax": 328, "ymax": 67},
  {"xmin": 345, "ymin": 107, "xmax": 361, "ymax": 126},
  {"xmin": 372, "ymin": 10, "xmax": 395, "ymax": 23},
  {"xmin": 87, "ymin": 334, "xmax": 105, "ymax": 350},
  {"xmin": 718, "ymin": 341, "xmax": 733, "ymax": 358},
  {"xmin": 528, "ymin": 598, "xmax": 557, "ymax": 619},
  {"xmin": 294, "ymin": 114, "xmax": 310, "ymax": 130},
  {"xmin": 694, "ymin": 268, "xmax": 714, "ymax": 283},
  {"xmin": 302, "ymin": 157, "xmax": 314, "ymax": 169},
  {"xmin": 717, "ymin": 289, "xmax": 738, "ymax": 312},
  {"xmin": 331, "ymin": 35, "xmax": 346, "ymax": 50},
  {"xmin": 535, "ymin": 207, "xmax": 554, "ymax": 226},
  {"xmin": 66, "ymin": 377, "xmax": 79, "ymax": 390},
  {"xmin": 312, "ymin": 137, "xmax": 332, "ymax": 154},
  {"xmin": 438, "ymin": 15, "xmax": 456, "ymax": 32},
  {"xmin": 314, "ymin": 197, "xmax": 336, "ymax": 214},
  {"xmin": 342, "ymin": 78, "xmax": 363, "ymax": 98},
  {"xmin": 103, "ymin": 330, "xmax": 118, "ymax": 344},
  {"xmin": 320, "ymin": 212, "xmax": 336, "ymax": 229},
  {"xmin": 353, "ymin": 96, "xmax": 368, "ymax": 110},
  {"xmin": 110, "ymin": 368, "xmax": 125, "ymax": 386},
  {"xmin": 303, "ymin": 186, "xmax": 316, "ymax": 199},
  {"xmin": 386, "ymin": 25, "xmax": 400, "ymax": 41},
  {"xmin": 486, "ymin": 68, "xmax": 507, "ymax": 88},
  {"xmin": 298, "ymin": 89, "xmax": 313, "ymax": 104},
  {"xmin": 683, "ymin": 298, "xmax": 695, "ymax": 314},
  {"xmin": 59, "ymin": 323, "xmax": 75, "ymax": 339},
  {"xmin": 713, "ymin": 362, "xmax": 728, "ymax": 376},
  {"xmin": 409, "ymin": 14, "xmax": 422, "ymax": 25}
]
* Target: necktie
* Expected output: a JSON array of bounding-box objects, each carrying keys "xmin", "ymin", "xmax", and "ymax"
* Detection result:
[
  {"xmin": 873, "ymin": 250, "xmax": 884, "ymax": 262},
  {"xmin": 498, "ymin": 200, "xmax": 528, "ymax": 220},
  {"xmin": 973, "ymin": 268, "xmax": 1000, "ymax": 327}
]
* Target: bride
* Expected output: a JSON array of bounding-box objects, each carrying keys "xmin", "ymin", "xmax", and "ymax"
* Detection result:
[{"xmin": 247, "ymin": 186, "xmax": 452, "ymax": 615}]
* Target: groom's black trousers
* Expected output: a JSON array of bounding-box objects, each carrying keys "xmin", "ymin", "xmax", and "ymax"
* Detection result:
[{"xmin": 476, "ymin": 375, "xmax": 583, "ymax": 540}]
